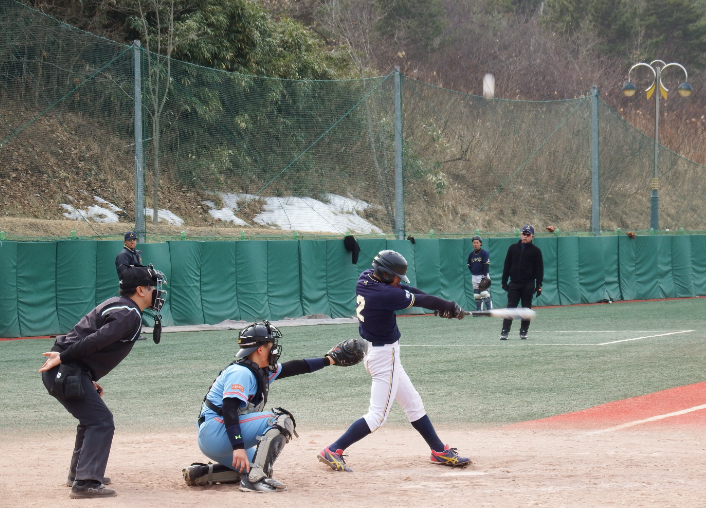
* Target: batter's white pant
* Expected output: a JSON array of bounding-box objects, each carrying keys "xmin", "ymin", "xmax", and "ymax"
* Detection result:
[{"xmin": 362, "ymin": 341, "xmax": 426, "ymax": 431}]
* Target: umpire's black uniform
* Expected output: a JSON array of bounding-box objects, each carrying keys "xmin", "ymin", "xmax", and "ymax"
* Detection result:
[
  {"xmin": 41, "ymin": 296, "xmax": 143, "ymax": 484},
  {"xmin": 501, "ymin": 237, "xmax": 543, "ymax": 336}
]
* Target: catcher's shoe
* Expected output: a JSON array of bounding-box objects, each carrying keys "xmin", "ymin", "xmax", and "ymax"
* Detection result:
[
  {"xmin": 318, "ymin": 447, "xmax": 353, "ymax": 472},
  {"xmin": 67, "ymin": 475, "xmax": 111, "ymax": 487},
  {"xmin": 430, "ymin": 445, "xmax": 471, "ymax": 467},
  {"xmin": 239, "ymin": 476, "xmax": 287, "ymax": 493},
  {"xmin": 70, "ymin": 480, "xmax": 117, "ymax": 499}
]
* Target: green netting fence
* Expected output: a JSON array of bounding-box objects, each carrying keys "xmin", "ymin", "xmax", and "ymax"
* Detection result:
[{"xmin": 0, "ymin": 0, "xmax": 705, "ymax": 242}]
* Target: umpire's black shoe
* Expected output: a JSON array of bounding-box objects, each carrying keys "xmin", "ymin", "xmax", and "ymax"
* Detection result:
[
  {"xmin": 70, "ymin": 480, "xmax": 117, "ymax": 499},
  {"xmin": 520, "ymin": 331, "xmax": 528, "ymax": 340},
  {"xmin": 500, "ymin": 330, "xmax": 509, "ymax": 340},
  {"xmin": 67, "ymin": 475, "xmax": 111, "ymax": 487},
  {"xmin": 136, "ymin": 335, "xmax": 147, "ymax": 341}
]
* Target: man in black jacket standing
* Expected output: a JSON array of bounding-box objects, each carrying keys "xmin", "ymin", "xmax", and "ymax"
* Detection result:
[
  {"xmin": 39, "ymin": 265, "xmax": 166, "ymax": 499},
  {"xmin": 115, "ymin": 231, "xmax": 142, "ymax": 278},
  {"xmin": 500, "ymin": 224, "xmax": 543, "ymax": 340}
]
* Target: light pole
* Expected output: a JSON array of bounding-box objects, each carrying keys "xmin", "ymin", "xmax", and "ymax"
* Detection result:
[{"xmin": 621, "ymin": 60, "xmax": 692, "ymax": 231}]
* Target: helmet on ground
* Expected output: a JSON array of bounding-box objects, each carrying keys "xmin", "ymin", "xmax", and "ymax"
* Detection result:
[
  {"xmin": 372, "ymin": 250, "xmax": 409, "ymax": 284},
  {"xmin": 236, "ymin": 321, "xmax": 283, "ymax": 369}
]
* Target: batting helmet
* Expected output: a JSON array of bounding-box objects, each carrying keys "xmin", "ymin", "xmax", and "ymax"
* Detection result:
[
  {"xmin": 236, "ymin": 321, "xmax": 283, "ymax": 368},
  {"xmin": 372, "ymin": 250, "xmax": 409, "ymax": 284}
]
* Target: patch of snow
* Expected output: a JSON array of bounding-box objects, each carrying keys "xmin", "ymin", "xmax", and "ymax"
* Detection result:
[
  {"xmin": 325, "ymin": 194, "xmax": 370, "ymax": 212},
  {"xmin": 61, "ymin": 204, "xmax": 120, "ymax": 223},
  {"xmin": 144, "ymin": 209, "xmax": 184, "ymax": 226},
  {"xmin": 202, "ymin": 193, "xmax": 248, "ymax": 226},
  {"xmin": 93, "ymin": 196, "xmax": 123, "ymax": 213},
  {"xmin": 254, "ymin": 195, "xmax": 382, "ymax": 233}
]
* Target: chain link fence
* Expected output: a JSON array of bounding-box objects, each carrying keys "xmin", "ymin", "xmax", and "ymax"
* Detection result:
[{"xmin": 0, "ymin": 0, "xmax": 704, "ymax": 242}]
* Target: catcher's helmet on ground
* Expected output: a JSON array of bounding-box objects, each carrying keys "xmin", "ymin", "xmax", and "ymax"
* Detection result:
[
  {"xmin": 372, "ymin": 250, "xmax": 409, "ymax": 284},
  {"xmin": 236, "ymin": 321, "xmax": 283, "ymax": 367}
]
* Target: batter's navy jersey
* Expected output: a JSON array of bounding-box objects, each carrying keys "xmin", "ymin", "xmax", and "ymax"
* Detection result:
[
  {"xmin": 356, "ymin": 269, "xmax": 415, "ymax": 345},
  {"xmin": 467, "ymin": 248, "xmax": 490, "ymax": 276},
  {"xmin": 201, "ymin": 363, "xmax": 283, "ymax": 418}
]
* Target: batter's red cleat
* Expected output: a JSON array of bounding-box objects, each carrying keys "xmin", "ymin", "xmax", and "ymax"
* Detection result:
[
  {"xmin": 318, "ymin": 447, "xmax": 353, "ymax": 472},
  {"xmin": 430, "ymin": 445, "xmax": 471, "ymax": 467}
]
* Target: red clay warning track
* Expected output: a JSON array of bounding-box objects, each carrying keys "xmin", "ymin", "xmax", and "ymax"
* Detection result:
[{"xmin": 509, "ymin": 381, "xmax": 706, "ymax": 431}]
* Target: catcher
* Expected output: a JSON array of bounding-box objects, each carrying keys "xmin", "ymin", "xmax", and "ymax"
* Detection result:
[{"xmin": 183, "ymin": 321, "xmax": 365, "ymax": 493}]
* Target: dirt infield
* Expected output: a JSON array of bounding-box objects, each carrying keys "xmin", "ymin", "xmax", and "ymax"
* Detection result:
[{"xmin": 0, "ymin": 421, "xmax": 704, "ymax": 508}]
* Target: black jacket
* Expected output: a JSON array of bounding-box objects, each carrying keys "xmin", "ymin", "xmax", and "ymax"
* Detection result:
[
  {"xmin": 53, "ymin": 297, "xmax": 143, "ymax": 380},
  {"xmin": 502, "ymin": 241, "xmax": 544, "ymax": 286},
  {"xmin": 115, "ymin": 246, "xmax": 142, "ymax": 277}
]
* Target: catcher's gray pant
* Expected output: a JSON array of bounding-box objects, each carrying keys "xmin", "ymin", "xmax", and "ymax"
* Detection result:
[
  {"xmin": 41, "ymin": 366, "xmax": 114, "ymax": 483},
  {"xmin": 362, "ymin": 341, "xmax": 426, "ymax": 431}
]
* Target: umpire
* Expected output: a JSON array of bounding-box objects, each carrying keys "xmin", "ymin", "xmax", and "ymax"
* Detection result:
[
  {"xmin": 39, "ymin": 265, "xmax": 165, "ymax": 499},
  {"xmin": 115, "ymin": 231, "xmax": 142, "ymax": 278},
  {"xmin": 500, "ymin": 224, "xmax": 543, "ymax": 340}
]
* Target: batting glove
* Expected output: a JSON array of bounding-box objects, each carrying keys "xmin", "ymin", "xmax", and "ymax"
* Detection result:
[{"xmin": 535, "ymin": 285, "xmax": 542, "ymax": 298}]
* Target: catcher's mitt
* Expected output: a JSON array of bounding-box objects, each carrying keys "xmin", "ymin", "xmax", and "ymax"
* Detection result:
[
  {"xmin": 326, "ymin": 338, "xmax": 367, "ymax": 367},
  {"xmin": 478, "ymin": 277, "xmax": 492, "ymax": 290}
]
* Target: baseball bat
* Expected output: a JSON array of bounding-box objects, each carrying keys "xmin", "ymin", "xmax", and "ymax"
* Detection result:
[{"xmin": 464, "ymin": 308, "xmax": 536, "ymax": 321}]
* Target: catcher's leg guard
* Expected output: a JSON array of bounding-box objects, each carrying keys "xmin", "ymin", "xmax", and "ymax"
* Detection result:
[
  {"xmin": 247, "ymin": 408, "xmax": 297, "ymax": 486},
  {"xmin": 474, "ymin": 290, "xmax": 483, "ymax": 311},
  {"xmin": 183, "ymin": 462, "xmax": 241, "ymax": 486},
  {"xmin": 479, "ymin": 290, "xmax": 492, "ymax": 311}
]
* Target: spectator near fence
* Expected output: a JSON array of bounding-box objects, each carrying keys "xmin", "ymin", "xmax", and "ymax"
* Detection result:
[
  {"xmin": 115, "ymin": 231, "xmax": 142, "ymax": 278},
  {"xmin": 467, "ymin": 235, "xmax": 492, "ymax": 311},
  {"xmin": 500, "ymin": 224, "xmax": 544, "ymax": 340}
]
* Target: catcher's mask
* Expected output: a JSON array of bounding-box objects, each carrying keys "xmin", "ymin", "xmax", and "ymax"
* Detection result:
[
  {"xmin": 478, "ymin": 277, "xmax": 492, "ymax": 290},
  {"xmin": 236, "ymin": 321, "xmax": 283, "ymax": 371},
  {"xmin": 372, "ymin": 250, "xmax": 409, "ymax": 284}
]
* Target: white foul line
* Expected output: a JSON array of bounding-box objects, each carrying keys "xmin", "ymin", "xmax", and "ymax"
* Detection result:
[
  {"xmin": 596, "ymin": 330, "xmax": 695, "ymax": 345},
  {"xmin": 588, "ymin": 404, "xmax": 706, "ymax": 434}
]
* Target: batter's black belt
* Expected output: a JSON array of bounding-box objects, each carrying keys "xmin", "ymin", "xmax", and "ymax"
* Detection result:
[{"xmin": 197, "ymin": 398, "xmax": 222, "ymax": 426}]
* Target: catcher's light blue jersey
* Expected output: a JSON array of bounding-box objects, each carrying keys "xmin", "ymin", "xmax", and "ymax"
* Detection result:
[{"xmin": 201, "ymin": 363, "xmax": 283, "ymax": 417}]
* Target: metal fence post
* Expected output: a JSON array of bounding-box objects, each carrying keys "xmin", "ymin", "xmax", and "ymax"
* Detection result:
[
  {"xmin": 133, "ymin": 40, "xmax": 145, "ymax": 244},
  {"xmin": 591, "ymin": 86, "xmax": 600, "ymax": 236},
  {"xmin": 394, "ymin": 66, "xmax": 404, "ymax": 240}
]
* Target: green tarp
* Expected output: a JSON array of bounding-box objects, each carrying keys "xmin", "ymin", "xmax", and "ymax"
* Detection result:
[{"xmin": 0, "ymin": 235, "xmax": 704, "ymax": 337}]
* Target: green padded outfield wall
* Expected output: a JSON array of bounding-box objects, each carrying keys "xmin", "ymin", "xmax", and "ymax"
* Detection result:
[{"xmin": 0, "ymin": 236, "xmax": 704, "ymax": 337}]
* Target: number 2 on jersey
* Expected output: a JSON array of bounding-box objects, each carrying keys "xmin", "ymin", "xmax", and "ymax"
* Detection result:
[{"xmin": 356, "ymin": 294, "xmax": 365, "ymax": 322}]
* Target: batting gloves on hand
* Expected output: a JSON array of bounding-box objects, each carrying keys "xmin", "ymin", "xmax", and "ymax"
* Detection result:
[
  {"xmin": 435, "ymin": 302, "xmax": 465, "ymax": 320},
  {"xmin": 535, "ymin": 285, "xmax": 542, "ymax": 298}
]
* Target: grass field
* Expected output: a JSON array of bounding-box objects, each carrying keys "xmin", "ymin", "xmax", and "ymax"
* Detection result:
[{"xmin": 1, "ymin": 298, "xmax": 704, "ymax": 434}]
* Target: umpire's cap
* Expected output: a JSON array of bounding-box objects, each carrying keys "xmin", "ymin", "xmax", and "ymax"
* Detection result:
[{"xmin": 120, "ymin": 265, "xmax": 155, "ymax": 289}]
